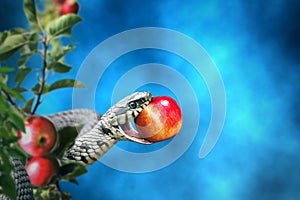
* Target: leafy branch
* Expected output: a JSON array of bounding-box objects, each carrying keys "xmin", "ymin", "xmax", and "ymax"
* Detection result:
[
  {"xmin": 31, "ymin": 34, "xmax": 48, "ymax": 115},
  {"xmin": 0, "ymin": 0, "xmax": 86, "ymax": 199}
]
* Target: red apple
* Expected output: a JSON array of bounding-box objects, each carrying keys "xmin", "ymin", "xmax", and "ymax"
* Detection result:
[
  {"xmin": 61, "ymin": 0, "xmax": 79, "ymax": 15},
  {"xmin": 18, "ymin": 115, "xmax": 58, "ymax": 157},
  {"xmin": 26, "ymin": 157, "xmax": 59, "ymax": 187},
  {"xmin": 134, "ymin": 96, "xmax": 182, "ymax": 142}
]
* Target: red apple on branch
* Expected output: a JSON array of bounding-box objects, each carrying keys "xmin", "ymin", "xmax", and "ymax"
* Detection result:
[
  {"xmin": 134, "ymin": 96, "xmax": 182, "ymax": 142},
  {"xmin": 61, "ymin": 0, "xmax": 79, "ymax": 15},
  {"xmin": 26, "ymin": 157, "xmax": 59, "ymax": 187},
  {"xmin": 18, "ymin": 115, "xmax": 58, "ymax": 157}
]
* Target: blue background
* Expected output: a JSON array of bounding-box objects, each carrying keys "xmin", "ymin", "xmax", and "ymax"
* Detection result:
[{"xmin": 1, "ymin": 0, "xmax": 300, "ymax": 199}]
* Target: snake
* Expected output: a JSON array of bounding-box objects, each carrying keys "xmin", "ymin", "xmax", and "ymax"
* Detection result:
[{"xmin": 0, "ymin": 91, "xmax": 153, "ymax": 200}]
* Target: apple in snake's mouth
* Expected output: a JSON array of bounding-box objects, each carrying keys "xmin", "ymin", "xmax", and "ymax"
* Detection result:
[{"xmin": 120, "ymin": 96, "xmax": 182, "ymax": 143}]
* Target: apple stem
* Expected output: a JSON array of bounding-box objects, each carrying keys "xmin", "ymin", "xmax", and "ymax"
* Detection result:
[{"xmin": 31, "ymin": 33, "xmax": 48, "ymax": 115}]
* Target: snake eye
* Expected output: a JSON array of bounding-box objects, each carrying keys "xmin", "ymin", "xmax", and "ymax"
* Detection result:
[{"xmin": 129, "ymin": 101, "xmax": 137, "ymax": 109}]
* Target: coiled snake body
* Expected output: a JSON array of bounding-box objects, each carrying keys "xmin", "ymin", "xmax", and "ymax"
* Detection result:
[{"xmin": 1, "ymin": 91, "xmax": 153, "ymax": 199}]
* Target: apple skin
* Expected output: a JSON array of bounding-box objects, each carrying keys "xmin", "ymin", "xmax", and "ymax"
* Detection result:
[
  {"xmin": 134, "ymin": 96, "xmax": 182, "ymax": 142},
  {"xmin": 26, "ymin": 157, "xmax": 59, "ymax": 187},
  {"xmin": 18, "ymin": 115, "xmax": 57, "ymax": 157},
  {"xmin": 61, "ymin": 0, "xmax": 79, "ymax": 15}
]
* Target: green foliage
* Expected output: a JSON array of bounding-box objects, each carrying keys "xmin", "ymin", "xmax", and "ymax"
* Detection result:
[
  {"xmin": 47, "ymin": 14, "xmax": 82, "ymax": 38},
  {"xmin": 33, "ymin": 185, "xmax": 72, "ymax": 200},
  {"xmin": 55, "ymin": 127, "xmax": 88, "ymax": 186},
  {"xmin": 49, "ymin": 79, "xmax": 85, "ymax": 92},
  {"xmin": 0, "ymin": 82, "xmax": 26, "ymax": 103},
  {"xmin": 51, "ymin": 62, "xmax": 72, "ymax": 73},
  {"xmin": 7, "ymin": 107, "xmax": 26, "ymax": 132},
  {"xmin": 0, "ymin": 101, "xmax": 25, "ymax": 199},
  {"xmin": 53, "ymin": 126, "xmax": 79, "ymax": 158},
  {"xmin": 47, "ymin": 44, "xmax": 75, "ymax": 68},
  {"xmin": 0, "ymin": 150, "xmax": 17, "ymax": 200},
  {"xmin": 60, "ymin": 161, "xmax": 88, "ymax": 185},
  {"xmin": 0, "ymin": 67, "xmax": 15, "ymax": 73},
  {"xmin": 32, "ymin": 82, "xmax": 50, "ymax": 95},
  {"xmin": 23, "ymin": 0, "xmax": 41, "ymax": 31},
  {"xmin": 15, "ymin": 68, "xmax": 32, "ymax": 86},
  {"xmin": 0, "ymin": 0, "xmax": 86, "ymax": 199},
  {"xmin": 0, "ymin": 34, "xmax": 29, "ymax": 61}
]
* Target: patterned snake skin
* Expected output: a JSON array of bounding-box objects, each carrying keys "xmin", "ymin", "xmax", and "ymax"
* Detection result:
[
  {"xmin": 0, "ymin": 158, "xmax": 34, "ymax": 200},
  {"xmin": 2, "ymin": 92, "xmax": 152, "ymax": 199}
]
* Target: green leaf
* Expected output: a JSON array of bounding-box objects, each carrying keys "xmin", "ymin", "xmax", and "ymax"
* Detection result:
[
  {"xmin": 50, "ymin": 62, "xmax": 72, "ymax": 73},
  {"xmin": 19, "ymin": 43, "xmax": 35, "ymax": 57},
  {"xmin": 0, "ymin": 74, "xmax": 8, "ymax": 84},
  {"xmin": 0, "ymin": 83, "xmax": 26, "ymax": 102},
  {"xmin": 52, "ymin": 126, "xmax": 79, "ymax": 158},
  {"xmin": 48, "ymin": 38, "xmax": 61, "ymax": 53},
  {"xmin": 0, "ymin": 122, "xmax": 20, "ymax": 145},
  {"xmin": 0, "ymin": 34, "xmax": 29, "ymax": 61},
  {"xmin": 33, "ymin": 185, "xmax": 64, "ymax": 200},
  {"xmin": 23, "ymin": 0, "xmax": 41, "ymax": 31},
  {"xmin": 0, "ymin": 151, "xmax": 17, "ymax": 200},
  {"xmin": 39, "ymin": 188, "xmax": 51, "ymax": 200},
  {"xmin": 7, "ymin": 28, "xmax": 27, "ymax": 35},
  {"xmin": 8, "ymin": 143, "xmax": 30, "ymax": 161},
  {"xmin": 60, "ymin": 161, "xmax": 87, "ymax": 185},
  {"xmin": 62, "ymin": 192, "xmax": 72, "ymax": 200},
  {"xmin": 23, "ymin": 97, "xmax": 34, "ymax": 114},
  {"xmin": 17, "ymin": 55, "xmax": 30, "ymax": 66},
  {"xmin": 13, "ymin": 87, "xmax": 27, "ymax": 93},
  {"xmin": 47, "ymin": 14, "xmax": 82, "ymax": 38},
  {"xmin": 20, "ymin": 32, "xmax": 39, "ymax": 56},
  {"xmin": 0, "ymin": 28, "xmax": 26, "ymax": 45},
  {"xmin": 1, "ymin": 135, "xmax": 19, "ymax": 146},
  {"xmin": 0, "ymin": 93, "xmax": 8, "ymax": 111},
  {"xmin": 0, "ymin": 31, "xmax": 8, "ymax": 44},
  {"xmin": 47, "ymin": 45, "xmax": 74, "ymax": 66},
  {"xmin": 0, "ymin": 126, "xmax": 10, "ymax": 141},
  {"xmin": 49, "ymin": 79, "xmax": 85, "ymax": 92},
  {"xmin": 7, "ymin": 106, "xmax": 25, "ymax": 132},
  {"xmin": 0, "ymin": 66, "xmax": 15, "ymax": 73},
  {"xmin": 15, "ymin": 68, "xmax": 31, "ymax": 86},
  {"xmin": 17, "ymin": 33, "xmax": 38, "ymax": 66},
  {"xmin": 32, "ymin": 83, "xmax": 49, "ymax": 95},
  {"xmin": 0, "ymin": 174, "xmax": 16, "ymax": 200},
  {"xmin": 0, "ymin": 150, "xmax": 11, "ymax": 173}
]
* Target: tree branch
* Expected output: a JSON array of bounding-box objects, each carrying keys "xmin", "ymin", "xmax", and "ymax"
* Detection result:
[{"xmin": 31, "ymin": 34, "xmax": 48, "ymax": 115}]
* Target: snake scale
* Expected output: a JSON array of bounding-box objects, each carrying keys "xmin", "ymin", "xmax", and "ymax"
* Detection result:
[{"xmin": 0, "ymin": 91, "xmax": 153, "ymax": 200}]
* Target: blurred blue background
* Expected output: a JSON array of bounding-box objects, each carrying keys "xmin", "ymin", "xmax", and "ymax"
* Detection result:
[{"xmin": 1, "ymin": 0, "xmax": 300, "ymax": 199}]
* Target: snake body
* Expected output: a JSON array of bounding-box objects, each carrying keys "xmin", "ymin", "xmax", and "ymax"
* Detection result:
[{"xmin": 1, "ymin": 91, "xmax": 153, "ymax": 199}]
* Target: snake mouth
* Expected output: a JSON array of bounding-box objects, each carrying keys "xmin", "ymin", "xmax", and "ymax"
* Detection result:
[{"xmin": 120, "ymin": 122, "xmax": 153, "ymax": 144}]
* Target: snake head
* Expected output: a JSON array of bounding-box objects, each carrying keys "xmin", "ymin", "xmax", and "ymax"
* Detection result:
[{"xmin": 103, "ymin": 91, "xmax": 153, "ymax": 144}]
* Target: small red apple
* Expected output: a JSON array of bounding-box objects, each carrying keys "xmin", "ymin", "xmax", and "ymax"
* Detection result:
[
  {"xmin": 26, "ymin": 157, "xmax": 59, "ymax": 187},
  {"xmin": 18, "ymin": 115, "xmax": 58, "ymax": 157},
  {"xmin": 61, "ymin": 0, "xmax": 79, "ymax": 15},
  {"xmin": 134, "ymin": 96, "xmax": 182, "ymax": 142}
]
